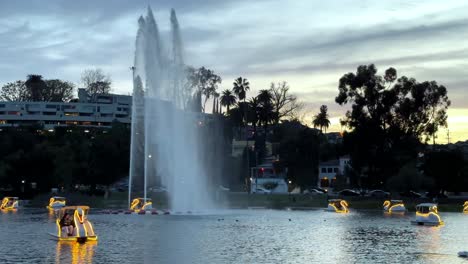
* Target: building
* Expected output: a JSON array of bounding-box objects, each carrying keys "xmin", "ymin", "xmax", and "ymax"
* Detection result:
[
  {"xmin": 0, "ymin": 89, "xmax": 131, "ymax": 129},
  {"xmin": 250, "ymin": 156, "xmax": 288, "ymax": 193},
  {"xmin": 317, "ymin": 155, "xmax": 350, "ymax": 189}
]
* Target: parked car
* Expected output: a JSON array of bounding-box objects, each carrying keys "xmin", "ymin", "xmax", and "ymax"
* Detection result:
[
  {"xmin": 313, "ymin": 187, "xmax": 328, "ymax": 193},
  {"xmin": 337, "ymin": 189, "xmax": 360, "ymax": 196},
  {"xmin": 252, "ymin": 188, "xmax": 271, "ymax": 194},
  {"xmin": 304, "ymin": 189, "xmax": 325, "ymax": 195},
  {"xmin": 400, "ymin": 190, "xmax": 422, "ymax": 198},
  {"xmin": 368, "ymin": 190, "xmax": 390, "ymax": 198},
  {"xmin": 425, "ymin": 191, "xmax": 448, "ymax": 199}
]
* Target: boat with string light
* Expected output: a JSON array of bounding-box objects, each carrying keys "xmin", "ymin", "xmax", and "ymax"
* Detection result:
[
  {"xmin": 49, "ymin": 206, "xmax": 98, "ymax": 243},
  {"xmin": 130, "ymin": 198, "xmax": 153, "ymax": 214},
  {"xmin": 1, "ymin": 197, "xmax": 19, "ymax": 210},
  {"xmin": 383, "ymin": 200, "xmax": 406, "ymax": 214},
  {"xmin": 47, "ymin": 196, "xmax": 67, "ymax": 210},
  {"xmin": 326, "ymin": 199, "xmax": 349, "ymax": 213},
  {"xmin": 410, "ymin": 203, "xmax": 444, "ymax": 226}
]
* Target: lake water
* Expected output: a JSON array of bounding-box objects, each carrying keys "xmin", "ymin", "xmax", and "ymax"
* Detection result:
[{"xmin": 0, "ymin": 209, "xmax": 466, "ymax": 263}]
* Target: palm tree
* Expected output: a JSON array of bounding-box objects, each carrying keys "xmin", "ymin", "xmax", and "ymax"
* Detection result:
[
  {"xmin": 220, "ymin": 89, "xmax": 237, "ymax": 114},
  {"xmin": 25, "ymin": 74, "xmax": 47, "ymax": 101},
  {"xmin": 313, "ymin": 105, "xmax": 331, "ymax": 133},
  {"xmin": 248, "ymin": 97, "xmax": 260, "ymax": 135},
  {"xmin": 257, "ymin": 89, "xmax": 272, "ymax": 106},
  {"xmin": 232, "ymin": 77, "xmax": 250, "ymax": 102}
]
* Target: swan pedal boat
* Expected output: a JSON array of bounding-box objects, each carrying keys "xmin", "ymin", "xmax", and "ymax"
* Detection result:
[
  {"xmin": 410, "ymin": 203, "xmax": 444, "ymax": 226},
  {"xmin": 326, "ymin": 199, "xmax": 349, "ymax": 213},
  {"xmin": 49, "ymin": 206, "xmax": 98, "ymax": 243},
  {"xmin": 130, "ymin": 198, "xmax": 153, "ymax": 213},
  {"xmin": 47, "ymin": 196, "xmax": 66, "ymax": 209},
  {"xmin": 1, "ymin": 197, "xmax": 19, "ymax": 210},
  {"xmin": 383, "ymin": 200, "xmax": 406, "ymax": 213}
]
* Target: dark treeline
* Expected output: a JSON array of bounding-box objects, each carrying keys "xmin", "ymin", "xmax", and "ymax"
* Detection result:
[{"xmin": 0, "ymin": 123, "xmax": 130, "ymax": 196}]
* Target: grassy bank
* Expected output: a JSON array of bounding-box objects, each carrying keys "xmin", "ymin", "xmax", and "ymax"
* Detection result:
[{"xmin": 24, "ymin": 192, "xmax": 467, "ymax": 212}]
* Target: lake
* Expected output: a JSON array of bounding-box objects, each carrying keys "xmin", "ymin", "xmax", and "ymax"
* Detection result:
[{"xmin": 0, "ymin": 209, "xmax": 466, "ymax": 263}]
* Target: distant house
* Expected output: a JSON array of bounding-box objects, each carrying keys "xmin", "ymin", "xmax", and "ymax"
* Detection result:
[
  {"xmin": 325, "ymin": 132, "xmax": 343, "ymax": 144},
  {"xmin": 317, "ymin": 155, "xmax": 350, "ymax": 189}
]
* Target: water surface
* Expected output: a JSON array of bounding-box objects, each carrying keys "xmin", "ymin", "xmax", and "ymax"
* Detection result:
[{"xmin": 0, "ymin": 209, "xmax": 466, "ymax": 263}]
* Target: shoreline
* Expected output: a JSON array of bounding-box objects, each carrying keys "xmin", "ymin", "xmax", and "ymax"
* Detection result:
[{"xmin": 17, "ymin": 192, "xmax": 467, "ymax": 213}]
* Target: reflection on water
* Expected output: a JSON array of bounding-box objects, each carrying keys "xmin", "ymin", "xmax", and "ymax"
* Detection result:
[
  {"xmin": 0, "ymin": 209, "xmax": 467, "ymax": 263},
  {"xmin": 55, "ymin": 241, "xmax": 96, "ymax": 264}
]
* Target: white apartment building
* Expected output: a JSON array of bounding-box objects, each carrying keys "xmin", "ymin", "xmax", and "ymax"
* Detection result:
[{"xmin": 0, "ymin": 89, "xmax": 132, "ymax": 129}]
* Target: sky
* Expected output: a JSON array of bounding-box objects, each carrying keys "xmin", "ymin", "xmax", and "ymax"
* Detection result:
[{"xmin": 0, "ymin": 0, "xmax": 467, "ymax": 143}]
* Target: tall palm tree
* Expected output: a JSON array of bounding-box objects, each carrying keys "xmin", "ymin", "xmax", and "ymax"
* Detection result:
[
  {"xmin": 248, "ymin": 97, "xmax": 260, "ymax": 135},
  {"xmin": 220, "ymin": 89, "xmax": 237, "ymax": 114},
  {"xmin": 25, "ymin": 74, "xmax": 47, "ymax": 101},
  {"xmin": 232, "ymin": 77, "xmax": 250, "ymax": 102},
  {"xmin": 312, "ymin": 105, "xmax": 331, "ymax": 133}
]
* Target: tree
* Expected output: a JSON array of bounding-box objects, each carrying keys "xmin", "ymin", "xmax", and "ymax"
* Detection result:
[
  {"xmin": 336, "ymin": 64, "xmax": 451, "ymax": 187},
  {"xmin": 336, "ymin": 64, "xmax": 450, "ymax": 143},
  {"xmin": 43, "ymin": 79, "xmax": 75, "ymax": 102},
  {"xmin": 187, "ymin": 66, "xmax": 222, "ymax": 112},
  {"xmin": 232, "ymin": 77, "xmax": 250, "ymax": 126},
  {"xmin": 1, "ymin": 78, "xmax": 75, "ymax": 102},
  {"xmin": 312, "ymin": 105, "xmax": 331, "ymax": 133},
  {"xmin": 220, "ymin": 89, "xmax": 237, "ymax": 113},
  {"xmin": 0, "ymin": 81, "xmax": 29, "ymax": 101},
  {"xmin": 81, "ymin": 68, "xmax": 112, "ymax": 96},
  {"xmin": 232, "ymin": 77, "xmax": 250, "ymax": 102},
  {"xmin": 25, "ymin": 75, "xmax": 47, "ymax": 101},
  {"xmin": 269, "ymin": 81, "xmax": 302, "ymax": 123}
]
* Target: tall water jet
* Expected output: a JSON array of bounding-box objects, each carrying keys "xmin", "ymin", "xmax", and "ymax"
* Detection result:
[{"xmin": 129, "ymin": 7, "xmax": 216, "ymax": 212}]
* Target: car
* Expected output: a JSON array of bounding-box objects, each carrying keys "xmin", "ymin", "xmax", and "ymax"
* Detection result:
[
  {"xmin": 399, "ymin": 190, "xmax": 422, "ymax": 198},
  {"xmin": 425, "ymin": 192, "xmax": 448, "ymax": 199},
  {"xmin": 368, "ymin": 190, "xmax": 390, "ymax": 198},
  {"xmin": 312, "ymin": 187, "xmax": 328, "ymax": 193},
  {"xmin": 337, "ymin": 189, "xmax": 360, "ymax": 196},
  {"xmin": 252, "ymin": 188, "xmax": 271, "ymax": 194},
  {"xmin": 149, "ymin": 186, "xmax": 167, "ymax": 193},
  {"xmin": 304, "ymin": 189, "xmax": 325, "ymax": 195}
]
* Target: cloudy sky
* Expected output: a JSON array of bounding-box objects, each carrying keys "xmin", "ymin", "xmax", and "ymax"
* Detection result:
[{"xmin": 1, "ymin": 0, "xmax": 467, "ymax": 142}]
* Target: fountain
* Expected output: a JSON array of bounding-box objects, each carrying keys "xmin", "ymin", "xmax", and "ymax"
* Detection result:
[{"xmin": 128, "ymin": 7, "xmax": 216, "ymax": 212}]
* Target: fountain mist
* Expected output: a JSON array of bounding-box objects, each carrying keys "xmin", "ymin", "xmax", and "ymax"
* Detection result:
[{"xmin": 129, "ymin": 7, "xmax": 215, "ymax": 212}]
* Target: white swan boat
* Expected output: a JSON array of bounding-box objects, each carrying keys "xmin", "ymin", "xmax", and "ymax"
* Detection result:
[
  {"xmin": 383, "ymin": 200, "xmax": 406, "ymax": 213},
  {"xmin": 410, "ymin": 203, "xmax": 444, "ymax": 226},
  {"xmin": 49, "ymin": 206, "xmax": 98, "ymax": 243},
  {"xmin": 326, "ymin": 199, "xmax": 349, "ymax": 213},
  {"xmin": 0, "ymin": 197, "xmax": 19, "ymax": 210},
  {"xmin": 47, "ymin": 196, "xmax": 66, "ymax": 209}
]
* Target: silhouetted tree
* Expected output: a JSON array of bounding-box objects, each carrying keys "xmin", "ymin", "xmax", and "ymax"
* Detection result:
[
  {"xmin": 269, "ymin": 81, "xmax": 302, "ymax": 123},
  {"xmin": 25, "ymin": 75, "xmax": 47, "ymax": 101},
  {"xmin": 187, "ymin": 66, "xmax": 221, "ymax": 112},
  {"xmin": 220, "ymin": 89, "xmax": 236, "ymax": 113},
  {"xmin": 0, "ymin": 81, "xmax": 29, "ymax": 101},
  {"xmin": 312, "ymin": 105, "xmax": 331, "ymax": 133},
  {"xmin": 336, "ymin": 64, "xmax": 451, "ymax": 187},
  {"xmin": 81, "ymin": 68, "xmax": 112, "ymax": 96}
]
